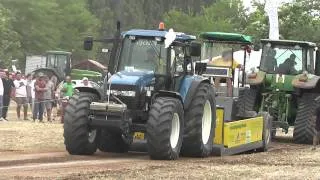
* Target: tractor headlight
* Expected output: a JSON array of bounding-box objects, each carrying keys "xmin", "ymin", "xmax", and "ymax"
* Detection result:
[{"xmin": 108, "ymin": 90, "xmax": 136, "ymax": 97}]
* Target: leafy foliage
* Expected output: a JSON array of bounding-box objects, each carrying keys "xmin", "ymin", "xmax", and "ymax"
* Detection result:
[{"xmin": 0, "ymin": 0, "xmax": 319, "ymax": 71}]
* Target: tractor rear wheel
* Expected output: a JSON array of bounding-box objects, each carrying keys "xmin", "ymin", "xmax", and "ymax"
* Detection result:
[
  {"xmin": 181, "ymin": 83, "xmax": 215, "ymax": 157},
  {"xmin": 293, "ymin": 93, "xmax": 320, "ymax": 144},
  {"xmin": 63, "ymin": 92, "xmax": 99, "ymax": 155},
  {"xmin": 237, "ymin": 87, "xmax": 259, "ymax": 116},
  {"xmin": 98, "ymin": 130, "xmax": 131, "ymax": 153},
  {"xmin": 146, "ymin": 97, "xmax": 184, "ymax": 160}
]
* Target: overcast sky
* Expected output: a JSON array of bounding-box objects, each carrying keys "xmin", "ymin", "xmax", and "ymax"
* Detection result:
[{"xmin": 242, "ymin": 0, "xmax": 293, "ymax": 12}]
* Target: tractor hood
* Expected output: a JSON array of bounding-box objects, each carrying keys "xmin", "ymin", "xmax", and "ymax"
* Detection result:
[{"xmin": 109, "ymin": 70, "xmax": 155, "ymax": 88}]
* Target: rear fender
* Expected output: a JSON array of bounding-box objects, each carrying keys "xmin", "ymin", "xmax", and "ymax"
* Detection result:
[
  {"xmin": 292, "ymin": 74, "xmax": 320, "ymax": 90},
  {"xmin": 246, "ymin": 71, "xmax": 266, "ymax": 86}
]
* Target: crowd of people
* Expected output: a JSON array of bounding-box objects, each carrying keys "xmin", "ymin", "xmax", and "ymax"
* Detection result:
[{"xmin": 0, "ymin": 69, "xmax": 92, "ymax": 123}]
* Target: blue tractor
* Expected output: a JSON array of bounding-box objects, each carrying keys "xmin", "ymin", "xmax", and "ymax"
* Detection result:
[{"xmin": 63, "ymin": 23, "xmax": 216, "ymax": 160}]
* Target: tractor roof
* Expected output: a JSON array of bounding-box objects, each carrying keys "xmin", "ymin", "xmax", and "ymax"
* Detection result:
[
  {"xmin": 199, "ymin": 32, "xmax": 252, "ymax": 44},
  {"xmin": 123, "ymin": 29, "xmax": 196, "ymax": 41},
  {"xmin": 260, "ymin": 39, "xmax": 316, "ymax": 47},
  {"xmin": 46, "ymin": 51, "xmax": 72, "ymax": 55}
]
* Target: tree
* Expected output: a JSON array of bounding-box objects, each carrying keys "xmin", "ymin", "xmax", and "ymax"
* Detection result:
[
  {"xmin": 0, "ymin": 3, "xmax": 20, "ymax": 68},
  {"xmin": 55, "ymin": 0, "xmax": 99, "ymax": 62},
  {"xmin": 1, "ymin": 0, "xmax": 98, "ymax": 71},
  {"xmin": 164, "ymin": 0, "xmax": 248, "ymax": 35},
  {"xmin": 279, "ymin": 0, "xmax": 320, "ymax": 43},
  {"xmin": 243, "ymin": 1, "xmax": 269, "ymax": 43}
]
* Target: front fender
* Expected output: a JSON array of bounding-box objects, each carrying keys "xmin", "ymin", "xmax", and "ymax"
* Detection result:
[
  {"xmin": 75, "ymin": 86, "xmax": 103, "ymax": 100},
  {"xmin": 152, "ymin": 90, "xmax": 183, "ymax": 104},
  {"xmin": 183, "ymin": 79, "xmax": 211, "ymax": 110},
  {"xmin": 292, "ymin": 74, "xmax": 320, "ymax": 89}
]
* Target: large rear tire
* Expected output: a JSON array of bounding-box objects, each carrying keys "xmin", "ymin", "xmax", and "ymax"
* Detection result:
[
  {"xmin": 98, "ymin": 130, "xmax": 131, "ymax": 153},
  {"xmin": 237, "ymin": 87, "xmax": 258, "ymax": 116},
  {"xmin": 146, "ymin": 97, "xmax": 184, "ymax": 160},
  {"xmin": 293, "ymin": 93, "xmax": 319, "ymax": 144},
  {"xmin": 63, "ymin": 92, "xmax": 99, "ymax": 155},
  {"xmin": 181, "ymin": 83, "xmax": 215, "ymax": 157}
]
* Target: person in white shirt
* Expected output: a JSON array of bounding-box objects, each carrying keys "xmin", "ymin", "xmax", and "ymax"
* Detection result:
[
  {"xmin": 14, "ymin": 72, "xmax": 28, "ymax": 120},
  {"xmin": 0, "ymin": 73, "xmax": 4, "ymax": 121}
]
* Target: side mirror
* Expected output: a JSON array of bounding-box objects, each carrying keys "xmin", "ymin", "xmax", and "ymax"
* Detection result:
[
  {"xmin": 84, "ymin": 36, "xmax": 93, "ymax": 50},
  {"xmin": 190, "ymin": 42, "xmax": 201, "ymax": 57}
]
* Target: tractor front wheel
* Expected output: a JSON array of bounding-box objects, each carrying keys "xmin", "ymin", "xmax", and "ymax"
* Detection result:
[
  {"xmin": 146, "ymin": 97, "xmax": 184, "ymax": 160},
  {"xmin": 63, "ymin": 92, "xmax": 99, "ymax": 155}
]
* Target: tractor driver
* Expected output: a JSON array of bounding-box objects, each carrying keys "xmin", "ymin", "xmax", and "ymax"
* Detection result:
[
  {"xmin": 143, "ymin": 48, "xmax": 166, "ymax": 73},
  {"xmin": 265, "ymin": 49, "xmax": 277, "ymax": 72},
  {"xmin": 209, "ymin": 50, "xmax": 242, "ymax": 96},
  {"xmin": 278, "ymin": 54, "xmax": 298, "ymax": 74}
]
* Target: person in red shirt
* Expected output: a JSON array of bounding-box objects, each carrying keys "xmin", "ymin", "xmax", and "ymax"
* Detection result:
[{"xmin": 33, "ymin": 73, "xmax": 47, "ymax": 122}]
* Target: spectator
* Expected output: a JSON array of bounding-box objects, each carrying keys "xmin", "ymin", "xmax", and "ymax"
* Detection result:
[
  {"xmin": 26, "ymin": 74, "xmax": 35, "ymax": 111},
  {"xmin": 82, "ymin": 77, "xmax": 92, "ymax": 87},
  {"xmin": 1, "ymin": 70, "xmax": 14, "ymax": 121},
  {"xmin": 33, "ymin": 73, "xmax": 47, "ymax": 122},
  {"xmin": 61, "ymin": 76, "xmax": 74, "ymax": 97},
  {"xmin": 60, "ymin": 76, "xmax": 74, "ymax": 123},
  {"xmin": 0, "ymin": 74, "xmax": 3, "ymax": 121},
  {"xmin": 44, "ymin": 76, "xmax": 55, "ymax": 122},
  {"xmin": 14, "ymin": 72, "xmax": 28, "ymax": 120}
]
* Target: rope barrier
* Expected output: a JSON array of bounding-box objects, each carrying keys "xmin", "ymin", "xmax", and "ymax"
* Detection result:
[{"xmin": 0, "ymin": 97, "xmax": 69, "ymax": 109}]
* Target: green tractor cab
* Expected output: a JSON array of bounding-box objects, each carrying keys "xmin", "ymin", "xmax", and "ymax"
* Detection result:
[
  {"xmin": 195, "ymin": 32, "xmax": 272, "ymax": 155},
  {"xmin": 241, "ymin": 39, "xmax": 320, "ymax": 144},
  {"xmin": 32, "ymin": 51, "xmax": 72, "ymax": 83},
  {"xmin": 197, "ymin": 32, "xmax": 253, "ymax": 97}
]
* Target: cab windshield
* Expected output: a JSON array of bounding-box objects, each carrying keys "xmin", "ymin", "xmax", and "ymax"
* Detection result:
[
  {"xmin": 201, "ymin": 42, "xmax": 241, "ymax": 68},
  {"xmin": 260, "ymin": 44, "xmax": 304, "ymax": 75},
  {"xmin": 118, "ymin": 37, "xmax": 167, "ymax": 74},
  {"xmin": 47, "ymin": 54, "xmax": 68, "ymax": 75}
]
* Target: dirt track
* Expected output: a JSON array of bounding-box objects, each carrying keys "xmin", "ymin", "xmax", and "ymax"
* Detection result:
[
  {"xmin": 1, "ymin": 122, "xmax": 320, "ymax": 180},
  {"xmin": 1, "ymin": 105, "xmax": 320, "ymax": 179}
]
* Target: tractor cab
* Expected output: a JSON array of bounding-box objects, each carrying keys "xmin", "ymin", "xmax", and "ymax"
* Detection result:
[
  {"xmin": 254, "ymin": 39, "xmax": 317, "ymax": 92},
  {"xmin": 32, "ymin": 51, "xmax": 72, "ymax": 83},
  {"xmin": 196, "ymin": 32, "xmax": 254, "ymax": 120},
  {"xmin": 103, "ymin": 29, "xmax": 201, "ymax": 112},
  {"xmin": 46, "ymin": 51, "xmax": 72, "ymax": 78},
  {"xmin": 196, "ymin": 32, "xmax": 253, "ymax": 98}
]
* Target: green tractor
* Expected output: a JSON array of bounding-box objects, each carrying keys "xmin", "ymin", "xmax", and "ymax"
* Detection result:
[
  {"xmin": 33, "ymin": 51, "xmax": 72, "ymax": 82},
  {"xmin": 240, "ymin": 39, "xmax": 320, "ymax": 144},
  {"xmin": 33, "ymin": 51, "xmax": 102, "ymax": 83}
]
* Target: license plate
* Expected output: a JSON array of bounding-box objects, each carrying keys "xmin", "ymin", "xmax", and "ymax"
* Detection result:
[{"xmin": 133, "ymin": 132, "xmax": 145, "ymax": 140}]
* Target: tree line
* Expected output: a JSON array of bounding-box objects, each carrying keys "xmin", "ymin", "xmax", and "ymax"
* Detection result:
[{"xmin": 0, "ymin": 0, "xmax": 319, "ymax": 71}]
